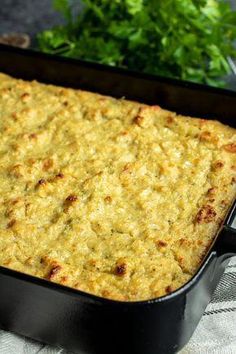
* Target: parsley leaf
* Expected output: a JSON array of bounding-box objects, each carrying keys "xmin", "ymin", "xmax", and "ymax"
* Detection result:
[{"xmin": 37, "ymin": 0, "xmax": 236, "ymax": 87}]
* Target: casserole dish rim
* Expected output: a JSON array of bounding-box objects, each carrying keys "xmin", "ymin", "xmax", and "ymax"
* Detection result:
[
  {"xmin": 0, "ymin": 248, "xmax": 218, "ymax": 306},
  {"xmin": 0, "ymin": 44, "xmax": 235, "ymax": 306},
  {"xmin": 1, "ymin": 43, "xmax": 236, "ymax": 99},
  {"xmin": 0, "ymin": 201, "xmax": 235, "ymax": 306}
]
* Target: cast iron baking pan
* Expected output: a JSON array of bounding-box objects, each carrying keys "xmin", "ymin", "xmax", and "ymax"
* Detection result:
[{"xmin": 0, "ymin": 44, "xmax": 235, "ymax": 354}]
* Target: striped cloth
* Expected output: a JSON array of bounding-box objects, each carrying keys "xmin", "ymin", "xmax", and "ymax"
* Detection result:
[
  {"xmin": 0, "ymin": 257, "xmax": 236, "ymax": 354},
  {"xmin": 181, "ymin": 256, "xmax": 236, "ymax": 354}
]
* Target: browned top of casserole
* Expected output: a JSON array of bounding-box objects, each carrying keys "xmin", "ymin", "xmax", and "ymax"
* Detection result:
[{"xmin": 0, "ymin": 72, "xmax": 235, "ymax": 301}]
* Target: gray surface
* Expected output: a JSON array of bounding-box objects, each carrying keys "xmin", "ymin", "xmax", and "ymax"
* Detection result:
[
  {"xmin": 0, "ymin": 0, "xmax": 65, "ymax": 39},
  {"xmin": 231, "ymin": 0, "xmax": 236, "ymax": 8}
]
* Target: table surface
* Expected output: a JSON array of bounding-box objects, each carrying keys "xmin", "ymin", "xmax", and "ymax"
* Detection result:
[{"xmin": 0, "ymin": 0, "xmax": 64, "ymax": 40}]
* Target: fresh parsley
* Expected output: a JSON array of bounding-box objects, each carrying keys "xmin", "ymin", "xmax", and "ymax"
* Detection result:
[{"xmin": 37, "ymin": 0, "xmax": 236, "ymax": 87}]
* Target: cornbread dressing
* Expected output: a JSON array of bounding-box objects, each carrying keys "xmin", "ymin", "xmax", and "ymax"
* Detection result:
[{"xmin": 0, "ymin": 72, "xmax": 235, "ymax": 301}]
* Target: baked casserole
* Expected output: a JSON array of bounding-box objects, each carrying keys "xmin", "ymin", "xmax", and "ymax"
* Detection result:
[{"xmin": 0, "ymin": 72, "xmax": 235, "ymax": 301}]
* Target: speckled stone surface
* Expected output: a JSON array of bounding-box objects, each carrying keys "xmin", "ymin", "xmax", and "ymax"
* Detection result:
[{"xmin": 0, "ymin": 0, "xmax": 66, "ymax": 41}]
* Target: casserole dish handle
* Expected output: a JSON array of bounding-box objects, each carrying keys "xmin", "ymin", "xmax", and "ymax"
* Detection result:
[{"xmin": 217, "ymin": 201, "xmax": 236, "ymax": 255}]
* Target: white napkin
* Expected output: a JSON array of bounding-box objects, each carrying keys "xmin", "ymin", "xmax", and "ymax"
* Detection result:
[
  {"xmin": 181, "ymin": 256, "xmax": 236, "ymax": 354},
  {"xmin": 1, "ymin": 257, "xmax": 236, "ymax": 354}
]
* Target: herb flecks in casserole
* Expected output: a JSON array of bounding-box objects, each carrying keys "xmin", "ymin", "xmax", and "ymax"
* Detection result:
[{"xmin": 0, "ymin": 73, "xmax": 235, "ymax": 301}]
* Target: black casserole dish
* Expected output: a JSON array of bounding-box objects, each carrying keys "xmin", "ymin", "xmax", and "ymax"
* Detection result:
[{"xmin": 0, "ymin": 44, "xmax": 236, "ymax": 354}]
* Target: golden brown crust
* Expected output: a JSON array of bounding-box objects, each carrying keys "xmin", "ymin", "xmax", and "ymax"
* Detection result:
[
  {"xmin": 0, "ymin": 72, "xmax": 235, "ymax": 301},
  {"xmin": 195, "ymin": 205, "xmax": 217, "ymax": 224}
]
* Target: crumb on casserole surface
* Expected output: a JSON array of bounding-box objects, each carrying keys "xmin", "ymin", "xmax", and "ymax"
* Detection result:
[{"xmin": 0, "ymin": 72, "xmax": 235, "ymax": 301}]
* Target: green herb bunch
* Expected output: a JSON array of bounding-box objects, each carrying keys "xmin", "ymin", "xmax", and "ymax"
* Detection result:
[{"xmin": 38, "ymin": 0, "xmax": 236, "ymax": 86}]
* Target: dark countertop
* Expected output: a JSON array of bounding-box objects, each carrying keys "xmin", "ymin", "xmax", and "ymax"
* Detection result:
[
  {"xmin": 0, "ymin": 0, "xmax": 65, "ymax": 40},
  {"xmin": 0, "ymin": 0, "xmax": 235, "ymax": 90}
]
